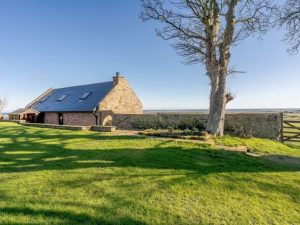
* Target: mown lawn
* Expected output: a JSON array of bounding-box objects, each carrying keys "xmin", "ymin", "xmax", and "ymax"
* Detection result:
[
  {"xmin": 0, "ymin": 122, "xmax": 299, "ymax": 225},
  {"xmin": 215, "ymin": 135, "xmax": 300, "ymax": 156}
]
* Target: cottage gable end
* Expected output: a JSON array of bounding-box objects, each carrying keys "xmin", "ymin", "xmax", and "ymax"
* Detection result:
[{"xmin": 99, "ymin": 75, "xmax": 143, "ymax": 114}]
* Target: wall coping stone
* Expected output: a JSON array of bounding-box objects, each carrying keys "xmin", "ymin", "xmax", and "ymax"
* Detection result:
[
  {"xmin": 22, "ymin": 123, "xmax": 91, "ymax": 130},
  {"xmin": 21, "ymin": 123, "xmax": 116, "ymax": 132},
  {"xmin": 91, "ymin": 126, "xmax": 116, "ymax": 132}
]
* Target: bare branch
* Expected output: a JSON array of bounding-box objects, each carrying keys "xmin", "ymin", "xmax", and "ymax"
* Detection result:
[
  {"xmin": 140, "ymin": 0, "xmax": 274, "ymax": 64},
  {"xmin": 0, "ymin": 97, "xmax": 8, "ymax": 113},
  {"xmin": 226, "ymin": 90, "xmax": 235, "ymax": 103},
  {"xmin": 277, "ymin": 0, "xmax": 300, "ymax": 54}
]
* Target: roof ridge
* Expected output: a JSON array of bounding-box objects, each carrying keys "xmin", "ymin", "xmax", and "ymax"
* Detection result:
[{"xmin": 54, "ymin": 81, "xmax": 113, "ymax": 90}]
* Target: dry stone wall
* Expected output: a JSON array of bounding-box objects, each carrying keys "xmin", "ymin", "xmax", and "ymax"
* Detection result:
[
  {"xmin": 224, "ymin": 113, "xmax": 281, "ymax": 140},
  {"xmin": 112, "ymin": 113, "xmax": 281, "ymax": 140}
]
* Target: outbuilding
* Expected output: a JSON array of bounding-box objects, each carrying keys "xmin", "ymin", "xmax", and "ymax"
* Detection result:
[
  {"xmin": 9, "ymin": 108, "xmax": 40, "ymax": 122},
  {"xmin": 25, "ymin": 74, "xmax": 143, "ymax": 126}
]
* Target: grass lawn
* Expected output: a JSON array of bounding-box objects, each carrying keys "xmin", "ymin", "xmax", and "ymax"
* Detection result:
[
  {"xmin": 214, "ymin": 135, "xmax": 300, "ymax": 156},
  {"xmin": 0, "ymin": 122, "xmax": 299, "ymax": 225}
]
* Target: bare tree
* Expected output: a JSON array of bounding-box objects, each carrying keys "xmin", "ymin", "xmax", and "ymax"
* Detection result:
[
  {"xmin": 0, "ymin": 97, "xmax": 7, "ymax": 113},
  {"xmin": 278, "ymin": 0, "xmax": 300, "ymax": 54},
  {"xmin": 141, "ymin": 0, "xmax": 274, "ymax": 136}
]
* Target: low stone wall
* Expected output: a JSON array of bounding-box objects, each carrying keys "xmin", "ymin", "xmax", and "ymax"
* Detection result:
[
  {"xmin": 91, "ymin": 126, "xmax": 116, "ymax": 132},
  {"xmin": 113, "ymin": 114, "xmax": 207, "ymax": 130},
  {"xmin": 224, "ymin": 114, "xmax": 281, "ymax": 140},
  {"xmin": 22, "ymin": 123, "xmax": 116, "ymax": 132},
  {"xmin": 22, "ymin": 123, "xmax": 91, "ymax": 130},
  {"xmin": 0, "ymin": 120, "xmax": 18, "ymax": 123},
  {"xmin": 112, "ymin": 113, "xmax": 282, "ymax": 140}
]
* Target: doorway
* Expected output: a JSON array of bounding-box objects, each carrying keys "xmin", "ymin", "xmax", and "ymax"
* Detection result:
[
  {"xmin": 58, "ymin": 113, "xmax": 64, "ymax": 125},
  {"xmin": 36, "ymin": 113, "xmax": 45, "ymax": 123},
  {"xmin": 26, "ymin": 113, "xmax": 36, "ymax": 123}
]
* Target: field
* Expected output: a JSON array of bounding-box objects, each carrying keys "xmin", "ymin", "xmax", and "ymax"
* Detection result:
[{"xmin": 0, "ymin": 122, "xmax": 299, "ymax": 225}]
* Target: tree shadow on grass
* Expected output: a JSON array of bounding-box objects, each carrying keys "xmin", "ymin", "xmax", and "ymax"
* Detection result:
[
  {"xmin": 1, "ymin": 124, "xmax": 300, "ymax": 224},
  {"xmin": 0, "ymin": 124, "xmax": 143, "ymax": 142},
  {"xmin": 0, "ymin": 123, "xmax": 299, "ymax": 175},
  {"xmin": 0, "ymin": 206, "xmax": 147, "ymax": 225},
  {"xmin": 0, "ymin": 136, "xmax": 299, "ymax": 174}
]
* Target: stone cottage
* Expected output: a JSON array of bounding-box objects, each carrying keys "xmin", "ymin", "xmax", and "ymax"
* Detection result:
[{"xmin": 25, "ymin": 73, "xmax": 143, "ymax": 126}]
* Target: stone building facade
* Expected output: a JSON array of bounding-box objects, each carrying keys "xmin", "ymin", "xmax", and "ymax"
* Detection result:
[
  {"xmin": 43, "ymin": 112, "xmax": 97, "ymax": 126},
  {"xmin": 26, "ymin": 74, "xmax": 143, "ymax": 126},
  {"xmin": 99, "ymin": 76, "xmax": 143, "ymax": 114}
]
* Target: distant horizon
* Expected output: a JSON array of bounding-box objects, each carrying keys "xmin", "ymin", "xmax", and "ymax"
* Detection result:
[
  {"xmin": 3, "ymin": 108, "xmax": 300, "ymax": 114},
  {"xmin": 145, "ymin": 108, "xmax": 300, "ymax": 110},
  {"xmin": 144, "ymin": 108, "xmax": 300, "ymax": 113}
]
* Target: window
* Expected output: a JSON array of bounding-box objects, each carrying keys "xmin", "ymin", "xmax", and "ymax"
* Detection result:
[
  {"xmin": 79, "ymin": 92, "xmax": 92, "ymax": 101},
  {"xmin": 57, "ymin": 94, "xmax": 67, "ymax": 102}
]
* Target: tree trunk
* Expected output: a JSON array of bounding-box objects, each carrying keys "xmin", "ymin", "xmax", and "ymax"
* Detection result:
[{"xmin": 206, "ymin": 73, "xmax": 227, "ymax": 136}]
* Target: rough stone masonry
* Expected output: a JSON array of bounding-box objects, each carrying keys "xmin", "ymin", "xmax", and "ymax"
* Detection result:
[{"xmin": 111, "ymin": 113, "xmax": 282, "ymax": 140}]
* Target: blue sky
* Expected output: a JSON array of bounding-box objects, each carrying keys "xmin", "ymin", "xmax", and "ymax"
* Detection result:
[{"xmin": 0, "ymin": 0, "xmax": 299, "ymax": 112}]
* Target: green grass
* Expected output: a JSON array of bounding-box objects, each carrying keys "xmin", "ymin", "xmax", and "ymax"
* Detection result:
[
  {"xmin": 215, "ymin": 135, "xmax": 300, "ymax": 156},
  {"xmin": 0, "ymin": 122, "xmax": 299, "ymax": 225}
]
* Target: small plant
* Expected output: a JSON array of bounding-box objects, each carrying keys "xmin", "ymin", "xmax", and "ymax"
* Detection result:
[{"xmin": 167, "ymin": 126, "xmax": 175, "ymax": 134}]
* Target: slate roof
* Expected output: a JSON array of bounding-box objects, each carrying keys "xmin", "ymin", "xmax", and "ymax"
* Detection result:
[
  {"xmin": 9, "ymin": 108, "xmax": 27, "ymax": 115},
  {"xmin": 31, "ymin": 82, "xmax": 114, "ymax": 112}
]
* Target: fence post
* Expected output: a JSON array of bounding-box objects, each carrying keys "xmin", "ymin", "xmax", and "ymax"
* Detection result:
[{"xmin": 280, "ymin": 112, "xmax": 284, "ymax": 143}]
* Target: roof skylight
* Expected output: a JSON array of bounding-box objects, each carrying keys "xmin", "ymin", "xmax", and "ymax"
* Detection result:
[
  {"xmin": 57, "ymin": 94, "xmax": 67, "ymax": 102},
  {"xmin": 79, "ymin": 92, "xmax": 92, "ymax": 100}
]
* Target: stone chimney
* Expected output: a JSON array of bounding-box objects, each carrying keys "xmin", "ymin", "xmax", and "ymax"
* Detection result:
[{"xmin": 113, "ymin": 72, "xmax": 125, "ymax": 85}]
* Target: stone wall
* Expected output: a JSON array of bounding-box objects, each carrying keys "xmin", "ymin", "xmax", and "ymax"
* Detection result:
[
  {"xmin": 23, "ymin": 123, "xmax": 90, "ymax": 130},
  {"xmin": 113, "ymin": 113, "xmax": 208, "ymax": 130},
  {"xmin": 99, "ymin": 76, "xmax": 143, "ymax": 114},
  {"xmin": 44, "ymin": 113, "xmax": 58, "ymax": 124},
  {"xmin": 22, "ymin": 123, "xmax": 116, "ymax": 132},
  {"xmin": 42, "ymin": 111, "xmax": 282, "ymax": 140},
  {"xmin": 64, "ymin": 113, "xmax": 96, "ymax": 126},
  {"xmin": 112, "ymin": 113, "xmax": 282, "ymax": 140},
  {"xmin": 9, "ymin": 115, "xmax": 20, "ymax": 120},
  {"xmin": 45, "ymin": 112, "xmax": 96, "ymax": 126},
  {"xmin": 224, "ymin": 113, "xmax": 281, "ymax": 140}
]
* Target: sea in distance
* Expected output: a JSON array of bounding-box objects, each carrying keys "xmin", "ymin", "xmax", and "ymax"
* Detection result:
[
  {"xmin": 144, "ymin": 108, "xmax": 300, "ymax": 114},
  {"xmin": 2, "ymin": 108, "xmax": 300, "ymax": 115}
]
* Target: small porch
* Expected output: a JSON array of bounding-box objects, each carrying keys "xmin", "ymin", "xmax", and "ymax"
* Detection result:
[{"xmin": 21, "ymin": 108, "xmax": 40, "ymax": 123}]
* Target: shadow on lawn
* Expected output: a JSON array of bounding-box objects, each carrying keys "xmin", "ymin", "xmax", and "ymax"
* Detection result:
[
  {"xmin": 0, "ymin": 206, "xmax": 147, "ymax": 225},
  {"xmin": 0, "ymin": 125, "xmax": 299, "ymax": 174},
  {"xmin": 0, "ymin": 124, "xmax": 300, "ymax": 225}
]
